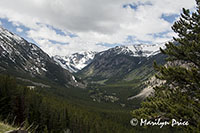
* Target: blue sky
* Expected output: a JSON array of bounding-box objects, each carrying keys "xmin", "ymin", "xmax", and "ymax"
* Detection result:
[
  {"xmin": 0, "ymin": 0, "xmax": 196, "ymax": 56},
  {"xmin": 0, "ymin": 18, "xmax": 36, "ymax": 43}
]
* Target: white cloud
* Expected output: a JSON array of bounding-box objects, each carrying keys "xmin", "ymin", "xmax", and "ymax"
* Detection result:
[
  {"xmin": 27, "ymin": 24, "xmax": 71, "ymax": 43},
  {"xmin": 16, "ymin": 27, "xmax": 23, "ymax": 32},
  {"xmin": 34, "ymin": 37, "xmax": 108, "ymax": 56},
  {"xmin": 0, "ymin": 0, "xmax": 196, "ymax": 56},
  {"xmin": 0, "ymin": 21, "xmax": 2, "ymax": 26}
]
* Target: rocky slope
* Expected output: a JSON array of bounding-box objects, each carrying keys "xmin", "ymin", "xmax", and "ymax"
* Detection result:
[
  {"xmin": 0, "ymin": 26, "xmax": 82, "ymax": 87},
  {"xmin": 77, "ymin": 45, "xmax": 166, "ymax": 83}
]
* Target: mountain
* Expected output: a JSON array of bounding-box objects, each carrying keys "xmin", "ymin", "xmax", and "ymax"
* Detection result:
[
  {"xmin": 53, "ymin": 51, "xmax": 97, "ymax": 73},
  {"xmin": 53, "ymin": 44, "xmax": 166, "ymax": 73},
  {"xmin": 0, "ymin": 26, "xmax": 83, "ymax": 88},
  {"xmin": 106, "ymin": 44, "xmax": 166, "ymax": 57},
  {"xmin": 77, "ymin": 44, "xmax": 166, "ymax": 83}
]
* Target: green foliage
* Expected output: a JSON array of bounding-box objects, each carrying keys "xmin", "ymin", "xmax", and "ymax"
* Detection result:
[{"xmin": 132, "ymin": 0, "xmax": 200, "ymax": 132}]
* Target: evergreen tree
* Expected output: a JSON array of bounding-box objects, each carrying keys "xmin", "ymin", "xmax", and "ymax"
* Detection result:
[
  {"xmin": 132, "ymin": 0, "xmax": 200, "ymax": 132},
  {"xmin": 0, "ymin": 75, "xmax": 17, "ymax": 122}
]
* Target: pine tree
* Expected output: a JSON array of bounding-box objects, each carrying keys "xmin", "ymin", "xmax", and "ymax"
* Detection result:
[
  {"xmin": 132, "ymin": 0, "xmax": 200, "ymax": 132},
  {"xmin": 0, "ymin": 75, "xmax": 17, "ymax": 122}
]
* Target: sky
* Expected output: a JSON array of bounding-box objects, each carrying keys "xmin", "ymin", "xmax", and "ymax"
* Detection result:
[{"xmin": 0, "ymin": 0, "xmax": 196, "ymax": 56}]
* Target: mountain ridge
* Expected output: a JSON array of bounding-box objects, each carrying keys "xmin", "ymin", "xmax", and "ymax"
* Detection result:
[
  {"xmin": 53, "ymin": 51, "xmax": 96, "ymax": 73},
  {"xmin": 0, "ymin": 26, "xmax": 83, "ymax": 88},
  {"xmin": 77, "ymin": 45, "xmax": 166, "ymax": 84},
  {"xmin": 53, "ymin": 43, "xmax": 166, "ymax": 73}
]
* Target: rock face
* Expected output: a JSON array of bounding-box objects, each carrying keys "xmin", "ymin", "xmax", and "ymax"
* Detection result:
[
  {"xmin": 127, "ymin": 60, "xmax": 190, "ymax": 99},
  {"xmin": 0, "ymin": 26, "xmax": 82, "ymax": 87},
  {"xmin": 128, "ymin": 76, "xmax": 166, "ymax": 100}
]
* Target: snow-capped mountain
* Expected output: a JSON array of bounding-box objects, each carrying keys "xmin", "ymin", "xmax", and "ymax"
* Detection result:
[
  {"xmin": 0, "ymin": 26, "xmax": 49, "ymax": 75},
  {"xmin": 0, "ymin": 26, "xmax": 83, "ymax": 87},
  {"xmin": 78, "ymin": 43, "xmax": 166, "ymax": 83},
  {"xmin": 104, "ymin": 43, "xmax": 166, "ymax": 57},
  {"xmin": 53, "ymin": 51, "xmax": 97, "ymax": 73},
  {"xmin": 53, "ymin": 44, "xmax": 165, "ymax": 73}
]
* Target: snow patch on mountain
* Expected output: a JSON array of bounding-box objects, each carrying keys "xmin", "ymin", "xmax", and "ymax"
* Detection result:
[
  {"xmin": 0, "ymin": 26, "xmax": 22, "ymax": 43},
  {"xmin": 0, "ymin": 26, "xmax": 86, "ymax": 88},
  {"xmin": 114, "ymin": 43, "xmax": 166, "ymax": 57},
  {"xmin": 98, "ymin": 43, "xmax": 166, "ymax": 58},
  {"xmin": 53, "ymin": 51, "xmax": 97, "ymax": 73},
  {"xmin": 0, "ymin": 26, "xmax": 48, "ymax": 75}
]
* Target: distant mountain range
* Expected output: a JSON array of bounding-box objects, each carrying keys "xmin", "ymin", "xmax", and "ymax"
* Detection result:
[
  {"xmin": 0, "ymin": 25, "xmax": 169, "ymax": 105},
  {"xmin": 78, "ymin": 47, "xmax": 166, "ymax": 83},
  {"xmin": 103, "ymin": 44, "xmax": 166, "ymax": 57},
  {"xmin": 53, "ymin": 43, "xmax": 165, "ymax": 73},
  {"xmin": 0, "ymin": 26, "xmax": 83, "ymax": 88},
  {"xmin": 53, "ymin": 43, "xmax": 166, "ymax": 83},
  {"xmin": 0, "ymin": 25, "xmax": 167, "ymax": 88}
]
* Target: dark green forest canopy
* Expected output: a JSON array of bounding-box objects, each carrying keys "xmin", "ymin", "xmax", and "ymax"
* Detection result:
[{"xmin": 0, "ymin": 75, "xmax": 137, "ymax": 132}]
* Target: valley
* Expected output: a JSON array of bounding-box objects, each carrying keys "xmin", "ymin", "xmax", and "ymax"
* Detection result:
[
  {"xmin": 0, "ymin": 0, "xmax": 199, "ymax": 132},
  {"xmin": 0, "ymin": 26, "xmax": 166, "ymax": 108},
  {"xmin": 0, "ymin": 26, "xmax": 174, "ymax": 132}
]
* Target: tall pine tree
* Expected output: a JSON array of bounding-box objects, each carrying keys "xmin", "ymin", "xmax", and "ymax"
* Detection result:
[{"xmin": 132, "ymin": 0, "xmax": 200, "ymax": 132}]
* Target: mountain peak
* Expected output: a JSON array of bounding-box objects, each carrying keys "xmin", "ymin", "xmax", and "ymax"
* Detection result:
[
  {"xmin": 53, "ymin": 51, "xmax": 97, "ymax": 73},
  {"xmin": 53, "ymin": 43, "xmax": 166, "ymax": 73},
  {"xmin": 0, "ymin": 26, "xmax": 23, "ymax": 43},
  {"xmin": 107, "ymin": 43, "xmax": 166, "ymax": 57}
]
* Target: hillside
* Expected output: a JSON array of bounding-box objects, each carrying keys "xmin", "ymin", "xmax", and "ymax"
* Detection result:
[
  {"xmin": 0, "ymin": 26, "xmax": 83, "ymax": 88},
  {"xmin": 77, "ymin": 45, "xmax": 166, "ymax": 84}
]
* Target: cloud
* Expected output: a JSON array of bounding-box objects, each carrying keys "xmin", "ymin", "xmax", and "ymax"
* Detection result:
[
  {"xmin": 26, "ymin": 24, "xmax": 108, "ymax": 56},
  {"xmin": 33, "ymin": 37, "xmax": 108, "ymax": 56},
  {"xmin": 16, "ymin": 27, "xmax": 23, "ymax": 32},
  {"xmin": 0, "ymin": 0, "xmax": 196, "ymax": 56}
]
